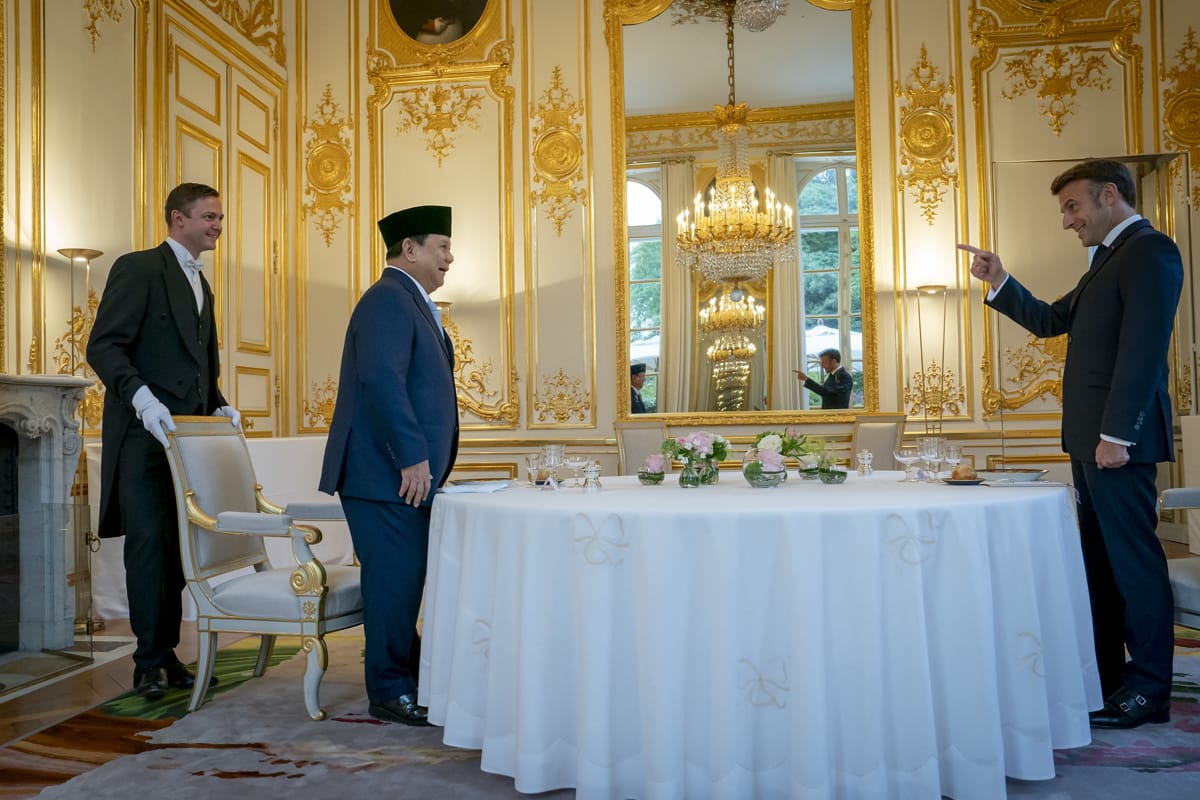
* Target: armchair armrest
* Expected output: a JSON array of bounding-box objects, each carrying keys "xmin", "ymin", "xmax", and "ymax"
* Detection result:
[
  {"xmin": 282, "ymin": 501, "xmax": 345, "ymax": 520},
  {"xmin": 215, "ymin": 510, "xmax": 294, "ymax": 535},
  {"xmin": 1158, "ymin": 487, "xmax": 1200, "ymax": 511}
]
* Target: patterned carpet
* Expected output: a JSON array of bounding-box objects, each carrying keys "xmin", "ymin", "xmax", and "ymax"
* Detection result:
[{"xmin": 1, "ymin": 630, "xmax": 1197, "ymax": 799}]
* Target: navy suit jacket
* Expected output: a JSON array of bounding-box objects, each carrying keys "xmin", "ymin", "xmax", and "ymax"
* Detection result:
[
  {"xmin": 987, "ymin": 219, "xmax": 1182, "ymax": 464},
  {"xmin": 319, "ymin": 268, "xmax": 459, "ymax": 505},
  {"xmin": 804, "ymin": 366, "xmax": 853, "ymax": 409},
  {"xmin": 86, "ymin": 242, "xmax": 225, "ymax": 538}
]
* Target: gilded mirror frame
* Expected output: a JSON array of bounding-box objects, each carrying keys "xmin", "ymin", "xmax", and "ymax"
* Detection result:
[{"xmin": 606, "ymin": 0, "xmax": 877, "ymax": 424}]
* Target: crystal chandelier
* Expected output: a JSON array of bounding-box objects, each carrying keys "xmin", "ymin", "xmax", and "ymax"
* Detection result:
[
  {"xmin": 698, "ymin": 287, "xmax": 765, "ymax": 339},
  {"xmin": 675, "ymin": 0, "xmax": 795, "ymax": 285}
]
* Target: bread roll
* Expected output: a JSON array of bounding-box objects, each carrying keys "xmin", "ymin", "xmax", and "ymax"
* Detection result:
[{"xmin": 952, "ymin": 463, "xmax": 978, "ymax": 480}]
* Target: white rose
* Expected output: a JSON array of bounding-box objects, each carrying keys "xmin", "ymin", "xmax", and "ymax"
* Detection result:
[{"xmin": 758, "ymin": 434, "xmax": 783, "ymax": 452}]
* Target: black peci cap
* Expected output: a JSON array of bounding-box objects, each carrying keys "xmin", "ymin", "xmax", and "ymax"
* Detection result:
[{"xmin": 377, "ymin": 205, "xmax": 452, "ymax": 249}]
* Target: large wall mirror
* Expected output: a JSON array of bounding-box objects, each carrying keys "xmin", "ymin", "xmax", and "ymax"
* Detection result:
[{"xmin": 610, "ymin": 0, "xmax": 876, "ymax": 423}]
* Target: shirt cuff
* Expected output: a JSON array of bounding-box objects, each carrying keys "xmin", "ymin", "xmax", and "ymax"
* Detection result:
[
  {"xmin": 1100, "ymin": 433, "xmax": 1134, "ymax": 447},
  {"xmin": 985, "ymin": 274, "xmax": 1010, "ymax": 301}
]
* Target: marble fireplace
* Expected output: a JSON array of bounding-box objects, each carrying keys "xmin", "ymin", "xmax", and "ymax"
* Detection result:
[{"xmin": 0, "ymin": 374, "xmax": 90, "ymax": 654}]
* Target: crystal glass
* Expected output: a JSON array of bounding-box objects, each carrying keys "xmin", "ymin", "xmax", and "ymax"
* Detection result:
[
  {"xmin": 917, "ymin": 436, "xmax": 943, "ymax": 482},
  {"xmin": 855, "ymin": 449, "xmax": 874, "ymax": 476},
  {"xmin": 563, "ymin": 454, "xmax": 590, "ymax": 487},
  {"xmin": 637, "ymin": 469, "xmax": 665, "ymax": 485},
  {"xmin": 523, "ymin": 452, "xmax": 543, "ymax": 486},
  {"xmin": 893, "ymin": 445, "xmax": 921, "ymax": 483},
  {"xmin": 943, "ymin": 444, "xmax": 962, "ymax": 479},
  {"xmin": 539, "ymin": 444, "xmax": 565, "ymax": 489}
]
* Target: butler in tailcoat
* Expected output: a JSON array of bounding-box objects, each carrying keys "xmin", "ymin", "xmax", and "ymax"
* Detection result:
[
  {"xmin": 962, "ymin": 159, "xmax": 1182, "ymax": 729},
  {"xmin": 319, "ymin": 205, "xmax": 459, "ymax": 726},
  {"xmin": 87, "ymin": 183, "xmax": 240, "ymax": 699}
]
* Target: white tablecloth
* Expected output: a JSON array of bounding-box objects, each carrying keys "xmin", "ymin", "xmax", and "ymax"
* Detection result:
[{"xmin": 419, "ymin": 471, "xmax": 1101, "ymax": 800}]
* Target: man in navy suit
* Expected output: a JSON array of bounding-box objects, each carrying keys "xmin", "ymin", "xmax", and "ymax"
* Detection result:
[
  {"xmin": 794, "ymin": 348, "xmax": 853, "ymax": 409},
  {"xmin": 87, "ymin": 182, "xmax": 241, "ymax": 700},
  {"xmin": 319, "ymin": 205, "xmax": 459, "ymax": 726},
  {"xmin": 961, "ymin": 159, "xmax": 1183, "ymax": 729}
]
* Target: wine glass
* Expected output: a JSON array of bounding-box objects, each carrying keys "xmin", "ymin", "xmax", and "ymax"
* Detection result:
[
  {"xmin": 563, "ymin": 454, "xmax": 590, "ymax": 487},
  {"xmin": 917, "ymin": 436, "xmax": 943, "ymax": 482},
  {"xmin": 893, "ymin": 445, "xmax": 921, "ymax": 483},
  {"xmin": 523, "ymin": 453, "xmax": 543, "ymax": 487},
  {"xmin": 539, "ymin": 444, "xmax": 565, "ymax": 489},
  {"xmin": 943, "ymin": 444, "xmax": 962, "ymax": 480}
]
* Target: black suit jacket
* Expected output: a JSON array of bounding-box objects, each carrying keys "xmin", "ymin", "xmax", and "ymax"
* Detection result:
[
  {"xmin": 804, "ymin": 366, "xmax": 853, "ymax": 409},
  {"xmin": 630, "ymin": 387, "xmax": 646, "ymax": 414},
  {"xmin": 86, "ymin": 242, "xmax": 226, "ymax": 538},
  {"xmin": 987, "ymin": 219, "xmax": 1182, "ymax": 463}
]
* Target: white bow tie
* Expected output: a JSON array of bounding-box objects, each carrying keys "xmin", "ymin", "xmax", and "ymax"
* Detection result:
[{"xmin": 185, "ymin": 259, "xmax": 203, "ymax": 272}]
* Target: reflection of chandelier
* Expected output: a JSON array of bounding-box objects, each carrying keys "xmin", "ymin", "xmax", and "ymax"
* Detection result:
[
  {"xmin": 675, "ymin": 0, "xmax": 795, "ymax": 284},
  {"xmin": 672, "ymin": 0, "xmax": 787, "ymax": 31},
  {"xmin": 698, "ymin": 287, "xmax": 765, "ymax": 338}
]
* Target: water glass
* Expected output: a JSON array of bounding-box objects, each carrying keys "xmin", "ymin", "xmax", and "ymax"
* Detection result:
[
  {"xmin": 943, "ymin": 444, "xmax": 962, "ymax": 478},
  {"xmin": 894, "ymin": 445, "xmax": 921, "ymax": 482},
  {"xmin": 856, "ymin": 449, "xmax": 873, "ymax": 476},
  {"xmin": 917, "ymin": 436, "xmax": 943, "ymax": 482},
  {"xmin": 539, "ymin": 444, "xmax": 565, "ymax": 489},
  {"xmin": 523, "ymin": 453, "xmax": 543, "ymax": 486}
]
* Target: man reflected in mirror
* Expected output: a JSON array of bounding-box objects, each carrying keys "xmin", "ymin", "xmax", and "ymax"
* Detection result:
[
  {"xmin": 630, "ymin": 362, "xmax": 647, "ymax": 414},
  {"xmin": 794, "ymin": 348, "xmax": 852, "ymax": 409}
]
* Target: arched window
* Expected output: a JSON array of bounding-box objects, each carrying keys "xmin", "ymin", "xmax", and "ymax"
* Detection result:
[
  {"xmin": 794, "ymin": 157, "xmax": 861, "ymax": 407},
  {"xmin": 626, "ymin": 167, "xmax": 662, "ymax": 412}
]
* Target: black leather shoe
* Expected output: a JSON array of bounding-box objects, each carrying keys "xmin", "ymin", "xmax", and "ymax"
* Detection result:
[
  {"xmin": 164, "ymin": 662, "xmax": 217, "ymax": 690},
  {"xmin": 368, "ymin": 693, "xmax": 430, "ymax": 726},
  {"xmin": 1090, "ymin": 687, "xmax": 1171, "ymax": 729},
  {"xmin": 134, "ymin": 668, "xmax": 166, "ymax": 700}
]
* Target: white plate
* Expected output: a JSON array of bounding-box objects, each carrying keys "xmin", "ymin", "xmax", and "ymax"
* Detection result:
[{"xmin": 975, "ymin": 469, "xmax": 1047, "ymax": 483}]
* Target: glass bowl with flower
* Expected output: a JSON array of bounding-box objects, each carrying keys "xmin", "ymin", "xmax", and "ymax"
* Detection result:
[
  {"xmin": 638, "ymin": 453, "xmax": 668, "ymax": 485},
  {"xmin": 754, "ymin": 428, "xmax": 813, "ymax": 478},
  {"xmin": 741, "ymin": 445, "xmax": 788, "ymax": 488},
  {"xmin": 662, "ymin": 431, "xmax": 729, "ymax": 487}
]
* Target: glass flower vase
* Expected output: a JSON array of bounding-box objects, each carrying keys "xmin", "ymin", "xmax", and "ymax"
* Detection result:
[
  {"xmin": 699, "ymin": 459, "xmax": 720, "ymax": 485},
  {"xmin": 742, "ymin": 448, "xmax": 787, "ymax": 488},
  {"xmin": 679, "ymin": 461, "xmax": 701, "ymax": 488}
]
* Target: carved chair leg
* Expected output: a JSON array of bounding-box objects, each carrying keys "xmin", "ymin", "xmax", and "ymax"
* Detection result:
[
  {"xmin": 302, "ymin": 635, "xmax": 329, "ymax": 721},
  {"xmin": 188, "ymin": 632, "xmax": 218, "ymax": 712}
]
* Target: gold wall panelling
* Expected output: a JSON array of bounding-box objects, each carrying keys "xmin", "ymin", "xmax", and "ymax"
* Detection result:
[
  {"xmin": 533, "ymin": 369, "xmax": 592, "ymax": 424},
  {"xmin": 234, "ymin": 153, "xmax": 273, "ymax": 354},
  {"xmin": 234, "ymin": 365, "xmax": 272, "ymax": 437},
  {"xmin": 1161, "ymin": 27, "xmax": 1200, "ymax": 206},
  {"xmin": 51, "ymin": 288, "xmax": 105, "ymax": 430},
  {"xmin": 609, "ymin": 0, "xmax": 879, "ymax": 423},
  {"xmin": 531, "ymin": 66, "xmax": 587, "ymax": 235},
  {"xmin": 999, "ymin": 44, "xmax": 1113, "ymax": 135},
  {"xmin": 303, "ymin": 84, "xmax": 353, "ymax": 247},
  {"xmin": 895, "ymin": 45, "xmax": 956, "ymax": 224},
  {"xmin": 194, "ymin": 0, "xmax": 286, "ymax": 67},
  {"xmin": 83, "ymin": 0, "xmax": 123, "ymax": 48},
  {"xmin": 981, "ymin": 331, "xmax": 1065, "ymax": 415},
  {"xmin": 303, "ymin": 376, "xmax": 338, "ymax": 429},
  {"xmin": 395, "ymin": 83, "xmax": 486, "ymax": 165},
  {"xmin": 445, "ymin": 315, "xmax": 520, "ymax": 425},
  {"xmin": 373, "ymin": 0, "xmax": 502, "ymax": 68}
]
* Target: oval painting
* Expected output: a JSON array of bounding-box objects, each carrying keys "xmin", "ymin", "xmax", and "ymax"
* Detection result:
[{"xmin": 390, "ymin": 0, "xmax": 489, "ymax": 46}]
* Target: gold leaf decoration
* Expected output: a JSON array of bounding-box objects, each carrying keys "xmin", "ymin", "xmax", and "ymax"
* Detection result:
[
  {"xmin": 303, "ymin": 84, "xmax": 353, "ymax": 247},
  {"xmin": 396, "ymin": 84, "xmax": 484, "ymax": 166},
  {"xmin": 1161, "ymin": 27, "xmax": 1200, "ymax": 206},
  {"xmin": 895, "ymin": 45, "xmax": 957, "ymax": 225},
  {"xmin": 531, "ymin": 66, "xmax": 587, "ymax": 235},
  {"xmin": 999, "ymin": 44, "xmax": 1111, "ymax": 135},
  {"xmin": 902, "ymin": 361, "xmax": 966, "ymax": 418},
  {"xmin": 443, "ymin": 314, "xmax": 519, "ymax": 424},
  {"xmin": 981, "ymin": 332, "xmax": 1066, "ymax": 414},
  {"xmin": 534, "ymin": 369, "xmax": 591, "ymax": 423},
  {"xmin": 83, "ymin": 0, "xmax": 122, "ymax": 49},
  {"xmin": 1178, "ymin": 362, "xmax": 1193, "ymax": 414},
  {"xmin": 197, "ymin": 0, "xmax": 285, "ymax": 67},
  {"xmin": 303, "ymin": 377, "xmax": 338, "ymax": 429},
  {"xmin": 52, "ymin": 288, "xmax": 105, "ymax": 429}
]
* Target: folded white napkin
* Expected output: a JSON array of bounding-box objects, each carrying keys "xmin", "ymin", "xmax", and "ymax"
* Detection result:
[{"xmin": 441, "ymin": 480, "xmax": 512, "ymax": 494}]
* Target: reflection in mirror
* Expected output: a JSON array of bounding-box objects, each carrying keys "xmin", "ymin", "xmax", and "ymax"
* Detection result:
[{"xmin": 616, "ymin": 0, "xmax": 872, "ymax": 420}]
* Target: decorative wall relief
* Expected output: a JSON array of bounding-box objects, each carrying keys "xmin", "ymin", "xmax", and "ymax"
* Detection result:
[
  {"xmin": 83, "ymin": 0, "xmax": 122, "ymax": 48},
  {"xmin": 626, "ymin": 103, "xmax": 854, "ymax": 159},
  {"xmin": 981, "ymin": 332, "xmax": 1065, "ymax": 414},
  {"xmin": 443, "ymin": 315, "xmax": 519, "ymax": 425},
  {"xmin": 534, "ymin": 369, "xmax": 590, "ymax": 423},
  {"xmin": 51, "ymin": 289, "xmax": 104, "ymax": 428},
  {"xmin": 531, "ymin": 66, "xmax": 586, "ymax": 235},
  {"xmin": 395, "ymin": 84, "xmax": 485, "ymax": 166},
  {"xmin": 197, "ymin": 0, "xmax": 286, "ymax": 67},
  {"xmin": 999, "ymin": 44, "xmax": 1111, "ymax": 135},
  {"xmin": 902, "ymin": 362, "xmax": 966, "ymax": 419},
  {"xmin": 303, "ymin": 377, "xmax": 338, "ymax": 429},
  {"xmin": 1161, "ymin": 27, "xmax": 1200, "ymax": 206},
  {"xmin": 303, "ymin": 84, "xmax": 353, "ymax": 247},
  {"xmin": 895, "ymin": 45, "xmax": 956, "ymax": 224}
]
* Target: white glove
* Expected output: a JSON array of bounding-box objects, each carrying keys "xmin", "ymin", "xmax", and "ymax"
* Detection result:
[
  {"xmin": 214, "ymin": 405, "xmax": 241, "ymax": 429},
  {"xmin": 132, "ymin": 387, "xmax": 175, "ymax": 449}
]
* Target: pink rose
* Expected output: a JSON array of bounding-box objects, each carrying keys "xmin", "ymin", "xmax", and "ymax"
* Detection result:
[
  {"xmin": 643, "ymin": 453, "xmax": 668, "ymax": 473},
  {"xmin": 758, "ymin": 449, "xmax": 785, "ymax": 472}
]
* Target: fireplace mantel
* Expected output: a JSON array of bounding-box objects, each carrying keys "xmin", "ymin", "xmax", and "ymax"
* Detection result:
[{"xmin": 0, "ymin": 374, "xmax": 91, "ymax": 651}]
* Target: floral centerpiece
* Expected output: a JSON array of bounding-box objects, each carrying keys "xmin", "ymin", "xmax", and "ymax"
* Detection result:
[
  {"xmin": 662, "ymin": 431, "xmax": 728, "ymax": 488},
  {"xmin": 741, "ymin": 446, "xmax": 788, "ymax": 488},
  {"xmin": 638, "ymin": 453, "xmax": 668, "ymax": 485}
]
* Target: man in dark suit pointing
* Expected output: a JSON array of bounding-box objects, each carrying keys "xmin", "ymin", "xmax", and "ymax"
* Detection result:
[
  {"xmin": 961, "ymin": 159, "xmax": 1182, "ymax": 729},
  {"xmin": 87, "ymin": 182, "xmax": 240, "ymax": 700},
  {"xmin": 794, "ymin": 347, "xmax": 853, "ymax": 409},
  {"xmin": 320, "ymin": 205, "xmax": 460, "ymax": 726}
]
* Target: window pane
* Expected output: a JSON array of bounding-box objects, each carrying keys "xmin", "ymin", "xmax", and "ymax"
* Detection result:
[
  {"xmin": 849, "ymin": 268, "xmax": 861, "ymax": 314},
  {"xmin": 803, "ymin": 272, "xmax": 838, "ymax": 316},
  {"xmin": 846, "ymin": 168, "xmax": 858, "ymax": 214},
  {"xmin": 800, "ymin": 229, "xmax": 839, "ymax": 271},
  {"xmin": 850, "ymin": 227, "xmax": 859, "ymax": 269},
  {"xmin": 641, "ymin": 375, "xmax": 658, "ymax": 413},
  {"xmin": 630, "ymin": 282, "xmax": 661, "ymax": 331},
  {"xmin": 627, "ymin": 180, "xmax": 662, "ymax": 226},
  {"xmin": 629, "ymin": 239, "xmax": 662, "ymax": 280},
  {"xmin": 798, "ymin": 168, "xmax": 838, "ymax": 216}
]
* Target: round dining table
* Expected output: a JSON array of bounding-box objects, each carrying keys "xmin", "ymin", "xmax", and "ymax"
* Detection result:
[{"xmin": 419, "ymin": 470, "xmax": 1101, "ymax": 799}]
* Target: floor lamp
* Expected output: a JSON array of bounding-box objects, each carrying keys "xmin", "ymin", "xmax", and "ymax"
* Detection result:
[
  {"xmin": 56, "ymin": 247, "xmax": 103, "ymax": 636},
  {"xmin": 914, "ymin": 284, "xmax": 947, "ymax": 435}
]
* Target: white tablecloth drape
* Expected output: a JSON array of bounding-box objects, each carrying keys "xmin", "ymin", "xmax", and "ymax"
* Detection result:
[{"xmin": 420, "ymin": 472, "xmax": 1101, "ymax": 800}]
